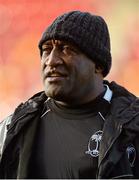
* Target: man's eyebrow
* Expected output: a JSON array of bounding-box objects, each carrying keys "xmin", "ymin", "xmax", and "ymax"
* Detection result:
[{"xmin": 42, "ymin": 41, "xmax": 52, "ymax": 46}]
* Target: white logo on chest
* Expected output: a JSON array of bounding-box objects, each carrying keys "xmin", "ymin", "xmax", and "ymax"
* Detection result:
[{"xmin": 85, "ymin": 130, "xmax": 103, "ymax": 157}]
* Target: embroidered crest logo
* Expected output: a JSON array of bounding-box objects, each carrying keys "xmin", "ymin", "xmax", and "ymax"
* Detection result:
[
  {"xmin": 126, "ymin": 144, "xmax": 136, "ymax": 167},
  {"xmin": 85, "ymin": 130, "xmax": 103, "ymax": 157}
]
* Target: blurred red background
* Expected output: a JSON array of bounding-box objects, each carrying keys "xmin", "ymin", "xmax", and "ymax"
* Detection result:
[{"xmin": 0, "ymin": 0, "xmax": 139, "ymax": 120}]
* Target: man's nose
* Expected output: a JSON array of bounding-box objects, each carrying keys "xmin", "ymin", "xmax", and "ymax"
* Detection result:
[{"xmin": 45, "ymin": 48, "xmax": 63, "ymax": 67}]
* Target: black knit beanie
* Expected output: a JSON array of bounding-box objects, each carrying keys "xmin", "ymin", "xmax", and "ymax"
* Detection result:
[{"xmin": 38, "ymin": 11, "xmax": 112, "ymax": 77}]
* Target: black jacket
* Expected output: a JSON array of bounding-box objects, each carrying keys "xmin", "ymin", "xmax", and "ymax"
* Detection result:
[{"xmin": 0, "ymin": 81, "xmax": 139, "ymax": 179}]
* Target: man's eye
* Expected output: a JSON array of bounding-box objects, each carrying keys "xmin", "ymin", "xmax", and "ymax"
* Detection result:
[
  {"xmin": 62, "ymin": 45, "xmax": 75, "ymax": 53},
  {"xmin": 42, "ymin": 47, "xmax": 52, "ymax": 55}
]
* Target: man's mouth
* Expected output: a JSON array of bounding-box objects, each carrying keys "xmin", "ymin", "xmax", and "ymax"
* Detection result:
[
  {"xmin": 47, "ymin": 73, "xmax": 66, "ymax": 77},
  {"xmin": 45, "ymin": 72, "xmax": 68, "ymax": 82}
]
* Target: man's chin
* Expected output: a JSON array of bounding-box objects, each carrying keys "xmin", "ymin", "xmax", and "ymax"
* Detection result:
[
  {"xmin": 45, "ymin": 88, "xmax": 64, "ymax": 99},
  {"xmin": 44, "ymin": 82, "xmax": 72, "ymax": 100}
]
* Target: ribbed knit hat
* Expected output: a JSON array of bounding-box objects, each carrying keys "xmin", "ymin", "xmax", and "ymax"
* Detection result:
[{"xmin": 38, "ymin": 11, "xmax": 112, "ymax": 77}]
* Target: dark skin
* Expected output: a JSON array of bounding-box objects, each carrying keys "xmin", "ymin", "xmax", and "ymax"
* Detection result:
[{"xmin": 41, "ymin": 39, "xmax": 105, "ymax": 106}]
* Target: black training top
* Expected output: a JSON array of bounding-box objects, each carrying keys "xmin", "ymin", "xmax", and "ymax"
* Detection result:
[{"xmin": 28, "ymin": 92, "xmax": 110, "ymax": 179}]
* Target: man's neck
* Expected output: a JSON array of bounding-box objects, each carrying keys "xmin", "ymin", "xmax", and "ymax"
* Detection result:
[{"xmin": 55, "ymin": 84, "xmax": 106, "ymax": 107}]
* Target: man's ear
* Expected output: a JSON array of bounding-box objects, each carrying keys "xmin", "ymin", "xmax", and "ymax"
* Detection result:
[{"xmin": 95, "ymin": 64, "xmax": 103, "ymax": 75}]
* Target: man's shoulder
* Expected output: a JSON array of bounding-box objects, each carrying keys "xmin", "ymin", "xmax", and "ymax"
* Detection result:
[
  {"xmin": 106, "ymin": 81, "xmax": 139, "ymax": 120},
  {"xmin": 0, "ymin": 91, "xmax": 47, "ymax": 133},
  {"xmin": 0, "ymin": 91, "xmax": 47, "ymax": 157},
  {"xmin": 106, "ymin": 81, "xmax": 138, "ymax": 104},
  {"xmin": 14, "ymin": 91, "xmax": 47, "ymax": 113}
]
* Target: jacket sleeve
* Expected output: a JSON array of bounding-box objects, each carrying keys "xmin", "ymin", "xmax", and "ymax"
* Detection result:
[{"xmin": 0, "ymin": 115, "xmax": 12, "ymax": 159}]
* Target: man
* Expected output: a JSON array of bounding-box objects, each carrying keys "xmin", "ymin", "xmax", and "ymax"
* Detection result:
[{"xmin": 0, "ymin": 11, "xmax": 139, "ymax": 179}]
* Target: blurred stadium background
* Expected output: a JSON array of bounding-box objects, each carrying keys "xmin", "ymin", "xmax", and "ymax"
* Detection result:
[{"xmin": 0, "ymin": 0, "xmax": 139, "ymax": 120}]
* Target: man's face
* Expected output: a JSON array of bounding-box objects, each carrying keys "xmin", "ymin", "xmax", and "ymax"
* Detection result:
[{"xmin": 41, "ymin": 39, "xmax": 101, "ymax": 104}]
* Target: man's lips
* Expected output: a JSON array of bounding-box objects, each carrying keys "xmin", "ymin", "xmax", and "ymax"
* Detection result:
[
  {"xmin": 47, "ymin": 73, "xmax": 67, "ymax": 77},
  {"xmin": 46, "ymin": 76, "xmax": 67, "ymax": 82},
  {"xmin": 44, "ymin": 71, "xmax": 68, "ymax": 82}
]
